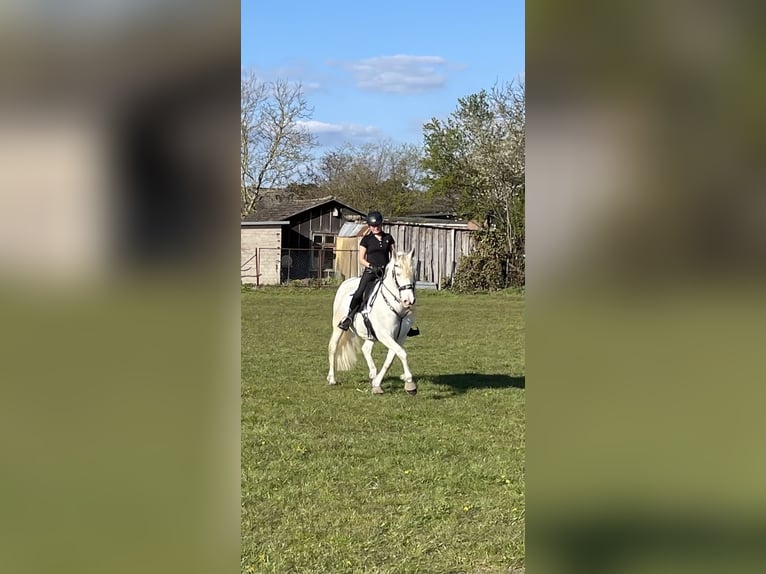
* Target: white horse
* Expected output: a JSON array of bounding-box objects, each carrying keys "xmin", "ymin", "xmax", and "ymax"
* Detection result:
[{"xmin": 327, "ymin": 250, "xmax": 418, "ymax": 395}]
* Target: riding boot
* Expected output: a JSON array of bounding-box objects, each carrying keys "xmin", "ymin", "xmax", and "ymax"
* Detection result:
[{"xmin": 338, "ymin": 305, "xmax": 360, "ymax": 331}]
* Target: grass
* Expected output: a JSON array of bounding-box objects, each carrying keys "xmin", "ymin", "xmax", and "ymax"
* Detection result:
[{"xmin": 242, "ymin": 288, "xmax": 525, "ymax": 574}]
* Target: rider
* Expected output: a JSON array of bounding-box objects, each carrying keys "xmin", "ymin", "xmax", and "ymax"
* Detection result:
[{"xmin": 338, "ymin": 210, "xmax": 395, "ymax": 331}]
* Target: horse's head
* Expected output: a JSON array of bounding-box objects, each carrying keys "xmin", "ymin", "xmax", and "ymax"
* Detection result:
[{"xmin": 388, "ymin": 249, "xmax": 417, "ymax": 308}]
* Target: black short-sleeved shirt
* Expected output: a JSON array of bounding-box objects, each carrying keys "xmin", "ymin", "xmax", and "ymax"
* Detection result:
[{"xmin": 360, "ymin": 232, "xmax": 395, "ymax": 267}]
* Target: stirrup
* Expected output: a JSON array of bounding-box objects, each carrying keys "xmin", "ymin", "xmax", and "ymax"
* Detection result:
[
  {"xmin": 338, "ymin": 316, "xmax": 353, "ymax": 331},
  {"xmin": 407, "ymin": 327, "xmax": 420, "ymax": 337}
]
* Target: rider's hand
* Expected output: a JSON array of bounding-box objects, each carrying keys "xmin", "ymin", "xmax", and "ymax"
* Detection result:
[{"xmin": 372, "ymin": 265, "xmax": 385, "ymax": 278}]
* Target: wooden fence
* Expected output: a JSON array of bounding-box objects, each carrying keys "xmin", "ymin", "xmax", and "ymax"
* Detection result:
[{"xmin": 385, "ymin": 221, "xmax": 476, "ymax": 289}]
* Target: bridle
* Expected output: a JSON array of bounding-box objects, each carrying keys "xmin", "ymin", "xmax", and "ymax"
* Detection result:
[
  {"xmin": 359, "ymin": 261, "xmax": 416, "ymax": 341},
  {"xmin": 391, "ymin": 265, "xmax": 415, "ymax": 297},
  {"xmin": 379, "ymin": 264, "xmax": 415, "ymax": 321}
]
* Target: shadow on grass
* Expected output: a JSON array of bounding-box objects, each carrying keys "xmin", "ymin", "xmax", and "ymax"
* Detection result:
[
  {"xmin": 537, "ymin": 510, "xmax": 766, "ymax": 574},
  {"xmin": 422, "ymin": 372, "xmax": 525, "ymax": 397}
]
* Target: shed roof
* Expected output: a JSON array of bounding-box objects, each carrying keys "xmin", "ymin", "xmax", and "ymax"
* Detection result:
[
  {"xmin": 242, "ymin": 196, "xmax": 364, "ymax": 223},
  {"xmin": 386, "ymin": 216, "xmax": 480, "ymax": 230}
]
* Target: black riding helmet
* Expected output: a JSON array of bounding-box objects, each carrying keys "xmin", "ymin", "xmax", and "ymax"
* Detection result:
[{"xmin": 366, "ymin": 211, "xmax": 384, "ymax": 226}]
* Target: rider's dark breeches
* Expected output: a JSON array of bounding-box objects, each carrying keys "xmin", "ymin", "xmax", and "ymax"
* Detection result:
[{"xmin": 349, "ymin": 269, "xmax": 377, "ymax": 312}]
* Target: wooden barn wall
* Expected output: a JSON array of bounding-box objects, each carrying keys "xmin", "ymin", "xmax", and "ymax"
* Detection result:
[
  {"xmin": 335, "ymin": 236, "xmax": 361, "ymax": 280},
  {"xmin": 385, "ymin": 224, "xmax": 475, "ymax": 289},
  {"xmin": 284, "ymin": 203, "xmax": 352, "ymax": 249}
]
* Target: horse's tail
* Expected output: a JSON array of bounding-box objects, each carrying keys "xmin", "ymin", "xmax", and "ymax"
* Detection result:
[{"xmin": 332, "ymin": 329, "xmax": 361, "ymax": 371}]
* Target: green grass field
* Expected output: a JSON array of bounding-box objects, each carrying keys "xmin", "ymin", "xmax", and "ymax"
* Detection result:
[{"xmin": 242, "ymin": 288, "xmax": 525, "ymax": 574}]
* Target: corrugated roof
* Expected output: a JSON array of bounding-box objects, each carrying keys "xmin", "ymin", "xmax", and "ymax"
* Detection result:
[
  {"xmin": 338, "ymin": 222, "xmax": 367, "ymax": 237},
  {"xmin": 242, "ymin": 196, "xmax": 364, "ymax": 222},
  {"xmin": 240, "ymin": 221, "xmax": 290, "ymax": 227}
]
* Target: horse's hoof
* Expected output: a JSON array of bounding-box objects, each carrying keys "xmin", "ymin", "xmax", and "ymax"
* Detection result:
[
  {"xmin": 406, "ymin": 389, "xmax": 417, "ymax": 396},
  {"xmin": 371, "ymin": 386, "xmax": 384, "ymax": 395},
  {"xmin": 404, "ymin": 381, "xmax": 417, "ymax": 394},
  {"xmin": 327, "ymin": 380, "xmax": 337, "ymax": 385}
]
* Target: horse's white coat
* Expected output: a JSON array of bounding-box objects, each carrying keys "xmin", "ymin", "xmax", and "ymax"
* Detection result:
[{"xmin": 327, "ymin": 250, "xmax": 417, "ymax": 393}]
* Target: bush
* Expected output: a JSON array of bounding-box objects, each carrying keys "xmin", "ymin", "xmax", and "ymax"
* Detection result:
[
  {"xmin": 452, "ymin": 228, "xmax": 511, "ymax": 292},
  {"xmin": 453, "ymin": 254, "xmax": 505, "ymax": 292}
]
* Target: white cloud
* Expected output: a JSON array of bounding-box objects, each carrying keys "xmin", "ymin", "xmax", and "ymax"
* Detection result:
[
  {"xmin": 302, "ymin": 81, "xmax": 323, "ymax": 93},
  {"xmin": 296, "ymin": 120, "xmax": 381, "ymax": 148},
  {"xmin": 242, "ymin": 64, "xmax": 325, "ymax": 94},
  {"xmin": 339, "ymin": 54, "xmax": 455, "ymax": 94},
  {"xmin": 297, "ymin": 120, "xmax": 378, "ymax": 137}
]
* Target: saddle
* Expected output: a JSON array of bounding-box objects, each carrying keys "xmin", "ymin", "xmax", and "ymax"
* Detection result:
[
  {"xmin": 358, "ymin": 279, "xmax": 384, "ymax": 340},
  {"xmin": 356, "ymin": 278, "xmax": 420, "ymax": 338}
]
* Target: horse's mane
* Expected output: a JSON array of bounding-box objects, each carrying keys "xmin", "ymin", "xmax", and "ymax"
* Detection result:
[{"xmin": 389, "ymin": 251, "xmax": 413, "ymax": 280}]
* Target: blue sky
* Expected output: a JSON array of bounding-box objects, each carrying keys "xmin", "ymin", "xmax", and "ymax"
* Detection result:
[{"xmin": 241, "ymin": 1, "xmax": 525, "ymax": 151}]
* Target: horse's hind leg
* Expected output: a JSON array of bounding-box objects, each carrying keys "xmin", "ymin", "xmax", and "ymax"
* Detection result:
[
  {"xmin": 361, "ymin": 339, "xmax": 377, "ymax": 382},
  {"xmin": 327, "ymin": 330, "xmax": 342, "ymax": 385}
]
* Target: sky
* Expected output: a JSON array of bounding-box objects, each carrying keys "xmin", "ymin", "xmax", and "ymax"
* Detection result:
[{"xmin": 241, "ymin": 0, "xmax": 525, "ymax": 152}]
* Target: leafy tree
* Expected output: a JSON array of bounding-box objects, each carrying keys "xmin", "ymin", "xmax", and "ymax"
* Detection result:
[
  {"xmin": 241, "ymin": 71, "xmax": 317, "ymax": 217},
  {"xmin": 422, "ymin": 81, "xmax": 525, "ymax": 286},
  {"xmin": 311, "ymin": 141, "xmax": 424, "ymax": 216}
]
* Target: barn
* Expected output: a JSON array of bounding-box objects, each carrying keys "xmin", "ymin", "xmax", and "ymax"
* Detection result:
[{"xmin": 240, "ymin": 196, "xmax": 365, "ymax": 285}]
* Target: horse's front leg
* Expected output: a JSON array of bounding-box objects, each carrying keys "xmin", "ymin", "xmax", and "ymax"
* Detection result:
[
  {"xmin": 371, "ymin": 335, "xmax": 416, "ymax": 394},
  {"xmin": 327, "ymin": 330, "xmax": 341, "ymax": 385},
  {"xmin": 393, "ymin": 327, "xmax": 416, "ymax": 393},
  {"xmin": 369, "ymin": 348, "xmax": 397, "ymax": 394},
  {"xmin": 361, "ymin": 339, "xmax": 377, "ymax": 381}
]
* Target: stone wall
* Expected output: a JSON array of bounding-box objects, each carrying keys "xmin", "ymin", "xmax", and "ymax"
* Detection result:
[{"xmin": 241, "ymin": 227, "xmax": 281, "ymax": 285}]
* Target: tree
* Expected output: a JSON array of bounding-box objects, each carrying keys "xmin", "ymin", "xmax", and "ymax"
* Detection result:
[
  {"xmin": 311, "ymin": 141, "xmax": 424, "ymax": 216},
  {"xmin": 241, "ymin": 71, "xmax": 317, "ymax": 217},
  {"xmin": 422, "ymin": 81, "xmax": 525, "ymax": 286}
]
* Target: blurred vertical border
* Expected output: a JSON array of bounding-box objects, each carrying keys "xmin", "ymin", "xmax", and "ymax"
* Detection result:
[
  {"xmin": 0, "ymin": 2, "xmax": 240, "ymax": 574},
  {"xmin": 528, "ymin": 1, "xmax": 766, "ymax": 573}
]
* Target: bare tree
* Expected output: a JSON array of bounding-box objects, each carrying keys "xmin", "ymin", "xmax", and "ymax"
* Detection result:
[{"xmin": 241, "ymin": 71, "xmax": 317, "ymax": 217}]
